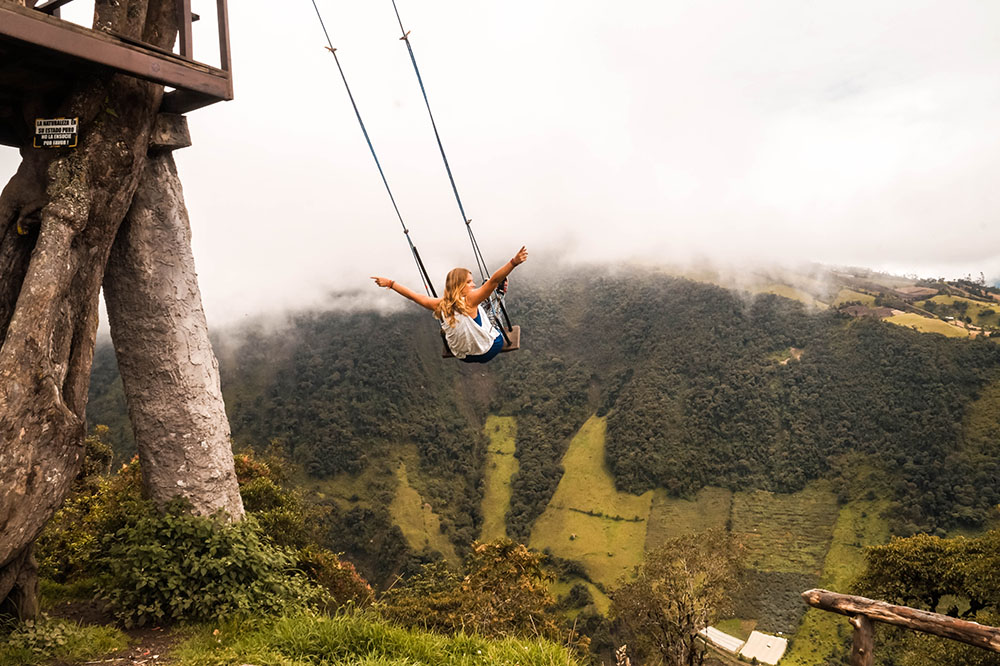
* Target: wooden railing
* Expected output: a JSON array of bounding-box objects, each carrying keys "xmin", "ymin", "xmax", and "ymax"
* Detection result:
[{"xmin": 802, "ymin": 589, "xmax": 1000, "ymax": 666}]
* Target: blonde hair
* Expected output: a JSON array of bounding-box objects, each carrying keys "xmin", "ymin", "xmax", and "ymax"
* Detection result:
[{"xmin": 436, "ymin": 268, "xmax": 471, "ymax": 328}]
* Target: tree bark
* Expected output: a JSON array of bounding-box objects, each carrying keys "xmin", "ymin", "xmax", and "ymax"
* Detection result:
[
  {"xmin": 0, "ymin": 0, "xmax": 178, "ymax": 618},
  {"xmin": 104, "ymin": 133, "xmax": 244, "ymax": 519}
]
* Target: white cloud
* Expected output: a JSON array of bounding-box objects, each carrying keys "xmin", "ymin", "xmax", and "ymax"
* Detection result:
[{"xmin": 3, "ymin": 0, "xmax": 1000, "ymax": 324}]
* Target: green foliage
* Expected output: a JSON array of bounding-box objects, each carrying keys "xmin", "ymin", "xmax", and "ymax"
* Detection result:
[
  {"xmin": 86, "ymin": 268, "xmax": 1000, "ymax": 567},
  {"xmin": 99, "ymin": 505, "xmax": 329, "ymax": 627},
  {"xmin": 610, "ymin": 531, "xmax": 745, "ymax": 666},
  {"xmin": 171, "ymin": 611, "xmax": 584, "ymax": 666},
  {"xmin": 380, "ymin": 539, "xmax": 563, "ymax": 642},
  {"xmin": 0, "ymin": 614, "xmax": 127, "ymax": 666},
  {"xmin": 853, "ymin": 529, "xmax": 1000, "ymax": 665},
  {"xmin": 556, "ymin": 583, "xmax": 594, "ymax": 611},
  {"xmin": 36, "ymin": 451, "xmax": 147, "ymax": 582}
]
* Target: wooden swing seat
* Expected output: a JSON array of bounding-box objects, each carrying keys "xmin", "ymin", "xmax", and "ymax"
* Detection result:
[{"xmin": 442, "ymin": 325, "xmax": 521, "ymax": 359}]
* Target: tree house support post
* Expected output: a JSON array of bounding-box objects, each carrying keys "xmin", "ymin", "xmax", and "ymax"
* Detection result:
[
  {"xmin": 103, "ymin": 112, "xmax": 244, "ymax": 520},
  {"xmin": 177, "ymin": 0, "xmax": 193, "ymax": 59},
  {"xmin": 851, "ymin": 614, "xmax": 875, "ymax": 666},
  {"xmin": 216, "ymin": 0, "xmax": 232, "ymax": 96}
]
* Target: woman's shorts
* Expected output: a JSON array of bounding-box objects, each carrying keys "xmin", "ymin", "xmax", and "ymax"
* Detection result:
[{"xmin": 461, "ymin": 333, "xmax": 504, "ymax": 364}]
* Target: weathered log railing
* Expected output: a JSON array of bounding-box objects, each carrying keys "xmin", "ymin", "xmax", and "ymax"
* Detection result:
[{"xmin": 803, "ymin": 589, "xmax": 1000, "ymax": 666}]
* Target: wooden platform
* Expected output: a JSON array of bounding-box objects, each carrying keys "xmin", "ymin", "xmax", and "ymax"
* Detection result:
[
  {"xmin": 0, "ymin": 1, "xmax": 232, "ymax": 147},
  {"xmin": 442, "ymin": 325, "xmax": 521, "ymax": 359}
]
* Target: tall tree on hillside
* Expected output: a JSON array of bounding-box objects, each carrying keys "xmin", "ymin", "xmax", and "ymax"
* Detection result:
[
  {"xmin": 610, "ymin": 531, "xmax": 744, "ymax": 666},
  {"xmin": 0, "ymin": 0, "xmax": 241, "ymax": 619}
]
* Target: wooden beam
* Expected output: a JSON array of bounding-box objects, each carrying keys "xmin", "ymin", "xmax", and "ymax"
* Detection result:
[
  {"xmin": 34, "ymin": 0, "xmax": 75, "ymax": 15},
  {"xmin": 177, "ymin": 0, "xmax": 193, "ymax": 59},
  {"xmin": 216, "ymin": 0, "xmax": 233, "ymax": 98},
  {"xmin": 0, "ymin": 4, "xmax": 231, "ymax": 100},
  {"xmin": 803, "ymin": 589, "xmax": 1000, "ymax": 653}
]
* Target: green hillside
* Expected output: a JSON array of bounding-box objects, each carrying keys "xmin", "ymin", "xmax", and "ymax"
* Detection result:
[
  {"xmin": 85, "ymin": 267, "xmax": 1000, "ymax": 661},
  {"xmin": 529, "ymin": 415, "xmax": 653, "ymax": 587}
]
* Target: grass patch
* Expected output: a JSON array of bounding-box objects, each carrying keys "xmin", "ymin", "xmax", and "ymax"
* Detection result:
[
  {"xmin": 781, "ymin": 498, "xmax": 891, "ymax": 666},
  {"xmin": 480, "ymin": 416, "xmax": 518, "ymax": 542},
  {"xmin": 171, "ymin": 612, "xmax": 583, "ymax": 666},
  {"xmin": 714, "ymin": 618, "xmax": 755, "ymax": 642},
  {"xmin": 921, "ymin": 295, "xmax": 1000, "ymax": 328},
  {"xmin": 832, "ymin": 288, "xmax": 876, "ymax": 307},
  {"xmin": 0, "ymin": 616, "xmax": 129, "ymax": 666},
  {"xmin": 529, "ymin": 415, "xmax": 653, "ymax": 587},
  {"xmin": 885, "ymin": 313, "xmax": 971, "ymax": 338},
  {"xmin": 38, "ymin": 578, "xmax": 97, "ymax": 606},
  {"xmin": 645, "ymin": 486, "xmax": 732, "ymax": 551},
  {"xmin": 390, "ymin": 462, "xmax": 459, "ymax": 564}
]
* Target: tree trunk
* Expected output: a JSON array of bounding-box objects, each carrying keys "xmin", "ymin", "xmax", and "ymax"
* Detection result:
[
  {"xmin": 104, "ymin": 127, "xmax": 244, "ymax": 519},
  {"xmin": 0, "ymin": 0, "xmax": 178, "ymax": 618}
]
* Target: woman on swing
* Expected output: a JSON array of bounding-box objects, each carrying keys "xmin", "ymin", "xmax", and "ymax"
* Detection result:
[{"xmin": 372, "ymin": 246, "xmax": 528, "ymax": 363}]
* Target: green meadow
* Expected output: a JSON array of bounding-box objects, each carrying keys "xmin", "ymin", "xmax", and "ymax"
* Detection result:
[
  {"xmin": 832, "ymin": 288, "xmax": 876, "ymax": 306},
  {"xmin": 479, "ymin": 415, "xmax": 518, "ymax": 542},
  {"xmin": 529, "ymin": 415, "xmax": 653, "ymax": 587},
  {"xmin": 885, "ymin": 312, "xmax": 970, "ymax": 338},
  {"xmin": 390, "ymin": 461, "xmax": 459, "ymax": 564},
  {"xmin": 920, "ymin": 294, "xmax": 1000, "ymax": 328}
]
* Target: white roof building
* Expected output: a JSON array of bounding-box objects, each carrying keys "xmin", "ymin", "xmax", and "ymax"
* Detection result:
[
  {"xmin": 698, "ymin": 626, "xmax": 745, "ymax": 654},
  {"xmin": 739, "ymin": 630, "xmax": 788, "ymax": 665}
]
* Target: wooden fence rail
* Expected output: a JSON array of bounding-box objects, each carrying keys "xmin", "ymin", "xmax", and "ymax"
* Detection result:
[{"xmin": 802, "ymin": 588, "xmax": 1000, "ymax": 666}]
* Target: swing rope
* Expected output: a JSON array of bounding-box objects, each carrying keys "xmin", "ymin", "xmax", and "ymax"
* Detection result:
[
  {"xmin": 390, "ymin": 0, "xmax": 514, "ymax": 336},
  {"xmin": 309, "ymin": 0, "xmax": 436, "ymax": 298}
]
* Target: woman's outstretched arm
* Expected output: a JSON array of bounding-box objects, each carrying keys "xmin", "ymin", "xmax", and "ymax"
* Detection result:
[
  {"xmin": 371, "ymin": 276, "xmax": 440, "ymax": 311},
  {"xmin": 467, "ymin": 246, "xmax": 528, "ymax": 308}
]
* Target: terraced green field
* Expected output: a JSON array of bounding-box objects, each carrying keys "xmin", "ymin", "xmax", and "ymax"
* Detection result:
[
  {"xmin": 479, "ymin": 415, "xmax": 518, "ymax": 542},
  {"xmin": 529, "ymin": 415, "xmax": 653, "ymax": 586},
  {"xmin": 645, "ymin": 486, "xmax": 732, "ymax": 550},
  {"xmin": 782, "ymin": 499, "xmax": 890, "ymax": 665},
  {"xmin": 390, "ymin": 462, "xmax": 459, "ymax": 564},
  {"xmin": 731, "ymin": 482, "xmax": 839, "ymax": 575}
]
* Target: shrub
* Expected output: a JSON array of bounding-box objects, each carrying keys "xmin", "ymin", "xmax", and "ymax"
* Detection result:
[
  {"xmin": 99, "ymin": 505, "xmax": 328, "ymax": 627},
  {"xmin": 36, "ymin": 452, "xmax": 146, "ymax": 583},
  {"xmin": 380, "ymin": 539, "xmax": 564, "ymax": 642},
  {"xmin": 0, "ymin": 614, "xmax": 127, "ymax": 665}
]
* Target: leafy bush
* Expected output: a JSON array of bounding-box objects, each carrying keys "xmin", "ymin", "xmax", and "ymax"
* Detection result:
[
  {"xmin": 0, "ymin": 614, "xmax": 127, "ymax": 666},
  {"xmin": 380, "ymin": 539, "xmax": 562, "ymax": 641},
  {"xmin": 36, "ymin": 445, "xmax": 146, "ymax": 582},
  {"xmin": 99, "ymin": 505, "xmax": 328, "ymax": 627}
]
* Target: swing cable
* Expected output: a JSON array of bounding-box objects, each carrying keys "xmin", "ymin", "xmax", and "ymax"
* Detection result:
[
  {"xmin": 389, "ymin": 0, "xmax": 514, "ymax": 338},
  {"xmin": 309, "ymin": 0, "xmax": 437, "ymax": 298}
]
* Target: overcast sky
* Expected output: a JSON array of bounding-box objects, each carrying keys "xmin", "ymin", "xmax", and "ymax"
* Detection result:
[{"xmin": 3, "ymin": 0, "xmax": 1000, "ymax": 324}]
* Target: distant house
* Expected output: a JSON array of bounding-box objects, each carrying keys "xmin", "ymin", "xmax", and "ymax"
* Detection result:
[
  {"xmin": 893, "ymin": 286, "xmax": 939, "ymax": 301},
  {"xmin": 841, "ymin": 305, "xmax": 894, "ymax": 319},
  {"xmin": 739, "ymin": 630, "xmax": 788, "ymax": 665}
]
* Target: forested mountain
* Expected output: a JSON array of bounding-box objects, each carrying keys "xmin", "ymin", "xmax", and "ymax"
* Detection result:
[{"xmin": 88, "ymin": 267, "xmax": 1000, "ymax": 580}]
